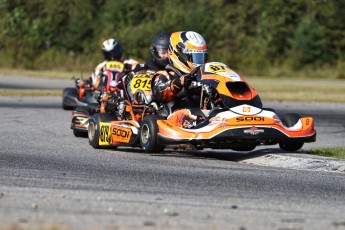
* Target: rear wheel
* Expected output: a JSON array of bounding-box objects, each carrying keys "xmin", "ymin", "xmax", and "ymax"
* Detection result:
[
  {"xmin": 279, "ymin": 113, "xmax": 304, "ymax": 151},
  {"xmin": 140, "ymin": 116, "xmax": 165, "ymax": 153},
  {"xmin": 88, "ymin": 118, "xmax": 100, "ymax": 149}
]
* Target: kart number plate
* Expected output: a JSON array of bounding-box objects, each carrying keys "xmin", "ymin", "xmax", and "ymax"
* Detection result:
[
  {"xmin": 99, "ymin": 122, "xmax": 111, "ymax": 146},
  {"xmin": 130, "ymin": 75, "xmax": 152, "ymax": 92},
  {"xmin": 106, "ymin": 61, "xmax": 124, "ymax": 71},
  {"xmin": 206, "ymin": 63, "xmax": 231, "ymax": 73}
]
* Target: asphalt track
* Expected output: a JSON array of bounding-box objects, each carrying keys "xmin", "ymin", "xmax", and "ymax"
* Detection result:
[{"xmin": 1, "ymin": 76, "xmax": 345, "ymax": 229}]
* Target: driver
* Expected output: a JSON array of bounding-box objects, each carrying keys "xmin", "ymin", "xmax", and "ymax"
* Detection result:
[
  {"xmin": 100, "ymin": 80, "xmax": 125, "ymax": 118},
  {"xmin": 146, "ymin": 32, "xmax": 171, "ymax": 71},
  {"xmin": 92, "ymin": 38, "xmax": 138, "ymax": 90},
  {"xmin": 151, "ymin": 31, "xmax": 208, "ymax": 128},
  {"xmin": 124, "ymin": 32, "xmax": 172, "ymax": 102}
]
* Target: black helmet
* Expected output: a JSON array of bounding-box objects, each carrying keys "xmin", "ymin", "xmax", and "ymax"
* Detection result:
[
  {"xmin": 102, "ymin": 38, "xmax": 123, "ymax": 61},
  {"xmin": 150, "ymin": 32, "xmax": 171, "ymax": 67}
]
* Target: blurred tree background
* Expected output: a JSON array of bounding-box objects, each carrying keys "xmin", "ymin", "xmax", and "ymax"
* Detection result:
[{"xmin": 0, "ymin": 0, "xmax": 344, "ymax": 78}]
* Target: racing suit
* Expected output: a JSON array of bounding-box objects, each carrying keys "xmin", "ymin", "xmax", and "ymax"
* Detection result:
[
  {"xmin": 151, "ymin": 71, "xmax": 204, "ymax": 128},
  {"xmin": 92, "ymin": 59, "xmax": 139, "ymax": 90}
]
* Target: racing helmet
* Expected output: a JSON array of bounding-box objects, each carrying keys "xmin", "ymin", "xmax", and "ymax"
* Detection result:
[
  {"xmin": 109, "ymin": 80, "xmax": 117, "ymax": 88},
  {"xmin": 109, "ymin": 80, "xmax": 117, "ymax": 92},
  {"xmin": 168, "ymin": 31, "xmax": 208, "ymax": 73},
  {"xmin": 102, "ymin": 38, "xmax": 123, "ymax": 61},
  {"xmin": 150, "ymin": 32, "xmax": 171, "ymax": 67}
]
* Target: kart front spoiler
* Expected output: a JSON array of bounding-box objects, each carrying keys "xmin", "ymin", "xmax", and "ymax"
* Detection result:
[{"xmin": 156, "ymin": 118, "xmax": 316, "ymax": 146}]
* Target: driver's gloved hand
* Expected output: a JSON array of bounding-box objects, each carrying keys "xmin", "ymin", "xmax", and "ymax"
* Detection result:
[
  {"xmin": 123, "ymin": 63, "xmax": 132, "ymax": 73},
  {"xmin": 181, "ymin": 73, "xmax": 197, "ymax": 87},
  {"xmin": 170, "ymin": 78, "xmax": 183, "ymax": 93}
]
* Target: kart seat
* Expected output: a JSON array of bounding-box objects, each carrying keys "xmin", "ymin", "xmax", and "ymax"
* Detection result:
[{"xmin": 87, "ymin": 103, "xmax": 100, "ymax": 110}]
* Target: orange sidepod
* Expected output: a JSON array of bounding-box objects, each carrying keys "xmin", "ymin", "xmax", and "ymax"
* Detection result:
[{"xmin": 274, "ymin": 117, "xmax": 316, "ymax": 138}]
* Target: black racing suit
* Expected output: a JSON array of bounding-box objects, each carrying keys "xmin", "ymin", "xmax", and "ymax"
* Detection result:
[{"xmin": 151, "ymin": 69, "xmax": 204, "ymax": 116}]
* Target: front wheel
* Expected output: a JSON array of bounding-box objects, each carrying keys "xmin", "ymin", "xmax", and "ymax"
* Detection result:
[
  {"xmin": 88, "ymin": 114, "xmax": 118, "ymax": 149},
  {"xmin": 279, "ymin": 113, "xmax": 304, "ymax": 151},
  {"xmin": 231, "ymin": 143, "xmax": 256, "ymax": 152},
  {"xmin": 88, "ymin": 118, "xmax": 100, "ymax": 149},
  {"xmin": 140, "ymin": 116, "xmax": 165, "ymax": 153},
  {"xmin": 279, "ymin": 142, "xmax": 304, "ymax": 152}
]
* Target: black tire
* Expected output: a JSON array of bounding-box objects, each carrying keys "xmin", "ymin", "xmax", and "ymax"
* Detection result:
[
  {"xmin": 62, "ymin": 88, "xmax": 77, "ymax": 110},
  {"xmin": 88, "ymin": 113, "xmax": 118, "ymax": 149},
  {"xmin": 140, "ymin": 116, "xmax": 165, "ymax": 153},
  {"xmin": 280, "ymin": 113, "xmax": 301, "ymax": 127},
  {"xmin": 231, "ymin": 144, "xmax": 256, "ymax": 152},
  {"xmin": 88, "ymin": 117, "xmax": 101, "ymax": 149},
  {"xmin": 73, "ymin": 129, "xmax": 87, "ymax": 138},
  {"xmin": 279, "ymin": 113, "xmax": 304, "ymax": 151}
]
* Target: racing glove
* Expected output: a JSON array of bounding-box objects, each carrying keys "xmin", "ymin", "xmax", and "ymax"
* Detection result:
[
  {"xmin": 170, "ymin": 78, "xmax": 183, "ymax": 94},
  {"xmin": 180, "ymin": 74, "xmax": 194, "ymax": 87}
]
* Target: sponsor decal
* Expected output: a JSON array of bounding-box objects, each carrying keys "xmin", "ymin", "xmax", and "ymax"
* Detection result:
[
  {"xmin": 161, "ymin": 120, "xmax": 174, "ymax": 128},
  {"xmin": 209, "ymin": 117, "xmax": 229, "ymax": 128},
  {"xmin": 242, "ymin": 106, "xmax": 251, "ymax": 113},
  {"xmin": 244, "ymin": 126, "xmax": 264, "ymax": 135},
  {"xmin": 111, "ymin": 125, "xmax": 132, "ymax": 143},
  {"xmin": 305, "ymin": 118, "xmax": 310, "ymax": 125},
  {"xmin": 236, "ymin": 116, "xmax": 265, "ymax": 122},
  {"xmin": 273, "ymin": 114, "xmax": 281, "ymax": 122}
]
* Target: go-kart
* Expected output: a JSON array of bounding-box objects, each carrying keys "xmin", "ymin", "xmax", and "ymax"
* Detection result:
[
  {"xmin": 62, "ymin": 60, "xmax": 126, "ymax": 110},
  {"xmin": 87, "ymin": 62, "xmax": 316, "ymax": 152},
  {"xmin": 69, "ymin": 61, "xmax": 126, "ymax": 137}
]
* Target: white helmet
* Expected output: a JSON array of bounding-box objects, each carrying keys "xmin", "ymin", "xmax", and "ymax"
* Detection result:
[{"xmin": 102, "ymin": 38, "xmax": 123, "ymax": 61}]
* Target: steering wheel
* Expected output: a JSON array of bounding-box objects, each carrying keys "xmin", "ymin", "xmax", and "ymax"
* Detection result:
[{"xmin": 165, "ymin": 64, "xmax": 203, "ymax": 106}]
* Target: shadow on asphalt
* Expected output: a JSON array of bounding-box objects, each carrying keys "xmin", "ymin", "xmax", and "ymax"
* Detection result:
[{"xmin": 114, "ymin": 146, "xmax": 298, "ymax": 162}]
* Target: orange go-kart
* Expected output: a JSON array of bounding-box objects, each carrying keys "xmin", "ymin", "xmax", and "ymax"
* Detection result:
[
  {"xmin": 87, "ymin": 62, "xmax": 316, "ymax": 153},
  {"xmin": 69, "ymin": 61, "xmax": 126, "ymax": 137},
  {"xmin": 62, "ymin": 60, "xmax": 126, "ymax": 110},
  {"xmin": 62, "ymin": 76, "xmax": 94, "ymax": 110}
]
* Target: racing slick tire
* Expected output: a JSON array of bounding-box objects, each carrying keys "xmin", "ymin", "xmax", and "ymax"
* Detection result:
[
  {"xmin": 73, "ymin": 129, "xmax": 87, "ymax": 138},
  {"xmin": 62, "ymin": 88, "xmax": 77, "ymax": 110},
  {"xmin": 231, "ymin": 143, "xmax": 256, "ymax": 152},
  {"xmin": 88, "ymin": 113, "xmax": 118, "ymax": 149},
  {"xmin": 140, "ymin": 115, "xmax": 165, "ymax": 153},
  {"xmin": 279, "ymin": 113, "xmax": 304, "ymax": 151}
]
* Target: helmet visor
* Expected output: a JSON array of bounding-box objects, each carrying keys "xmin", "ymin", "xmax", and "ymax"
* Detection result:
[
  {"xmin": 155, "ymin": 44, "xmax": 169, "ymax": 52},
  {"xmin": 185, "ymin": 52, "xmax": 208, "ymax": 65},
  {"xmin": 154, "ymin": 45, "xmax": 169, "ymax": 59}
]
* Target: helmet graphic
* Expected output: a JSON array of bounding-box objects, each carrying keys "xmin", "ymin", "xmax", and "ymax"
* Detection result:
[
  {"xmin": 102, "ymin": 38, "xmax": 123, "ymax": 61},
  {"xmin": 150, "ymin": 32, "xmax": 171, "ymax": 67},
  {"xmin": 168, "ymin": 31, "xmax": 208, "ymax": 73}
]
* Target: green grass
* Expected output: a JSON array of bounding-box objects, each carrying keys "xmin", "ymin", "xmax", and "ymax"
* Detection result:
[
  {"xmin": 247, "ymin": 77, "xmax": 345, "ymax": 103},
  {"xmin": 0, "ymin": 225, "xmax": 70, "ymax": 230},
  {"xmin": 0, "ymin": 68, "xmax": 84, "ymax": 80},
  {"xmin": 306, "ymin": 148, "xmax": 345, "ymax": 160},
  {"xmin": 0, "ymin": 89, "xmax": 62, "ymax": 96}
]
